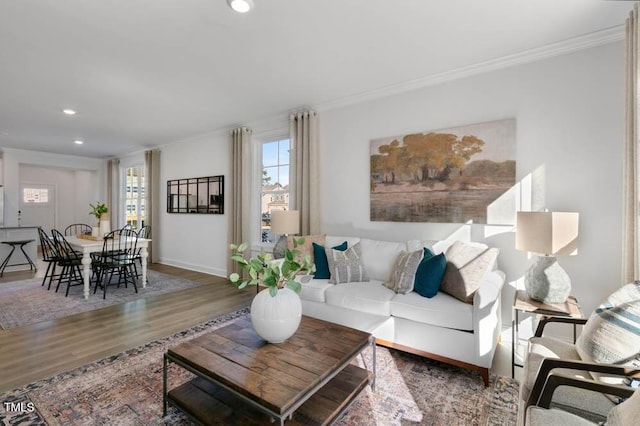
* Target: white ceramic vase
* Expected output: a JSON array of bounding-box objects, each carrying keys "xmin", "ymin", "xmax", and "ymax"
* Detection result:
[
  {"xmin": 99, "ymin": 213, "xmax": 111, "ymax": 237},
  {"xmin": 250, "ymin": 287, "xmax": 302, "ymax": 343}
]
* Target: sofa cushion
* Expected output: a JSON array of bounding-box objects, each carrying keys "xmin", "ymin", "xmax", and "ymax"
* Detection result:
[
  {"xmin": 440, "ymin": 241, "xmax": 499, "ymax": 304},
  {"xmin": 390, "ymin": 291, "xmax": 473, "ymax": 331},
  {"xmin": 384, "ymin": 250, "xmax": 423, "ymax": 294},
  {"xmin": 298, "ymin": 278, "xmax": 333, "ymax": 303},
  {"xmin": 576, "ymin": 282, "xmax": 640, "ymax": 369},
  {"xmin": 286, "ymin": 234, "xmax": 325, "ymax": 264},
  {"xmin": 325, "ymin": 281, "xmax": 396, "ymax": 316},
  {"xmin": 413, "ymin": 249, "xmax": 447, "ymax": 298},
  {"xmin": 312, "ymin": 241, "xmax": 348, "ymax": 279},
  {"xmin": 326, "ymin": 235, "xmax": 361, "ymax": 248},
  {"xmin": 406, "ymin": 239, "xmax": 437, "ymax": 253},
  {"xmin": 325, "ymin": 242, "xmax": 369, "ymax": 284},
  {"xmin": 359, "ymin": 238, "xmax": 408, "ymax": 282}
]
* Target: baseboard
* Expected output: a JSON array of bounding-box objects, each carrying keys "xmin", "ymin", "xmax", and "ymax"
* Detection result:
[{"xmin": 158, "ymin": 258, "xmax": 226, "ymax": 278}]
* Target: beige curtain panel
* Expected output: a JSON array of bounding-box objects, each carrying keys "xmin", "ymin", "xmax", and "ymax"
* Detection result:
[
  {"xmin": 145, "ymin": 149, "xmax": 161, "ymax": 263},
  {"xmin": 290, "ymin": 111, "xmax": 320, "ymax": 235},
  {"xmin": 623, "ymin": 4, "xmax": 640, "ymax": 283},
  {"xmin": 106, "ymin": 158, "xmax": 120, "ymax": 228},
  {"xmin": 228, "ymin": 127, "xmax": 252, "ymax": 275}
]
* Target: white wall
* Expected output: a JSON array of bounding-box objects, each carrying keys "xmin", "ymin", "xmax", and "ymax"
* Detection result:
[
  {"xmin": 1, "ymin": 148, "xmax": 106, "ymax": 229},
  {"xmin": 157, "ymin": 131, "xmax": 231, "ymax": 276},
  {"xmin": 318, "ymin": 41, "xmax": 624, "ymax": 317}
]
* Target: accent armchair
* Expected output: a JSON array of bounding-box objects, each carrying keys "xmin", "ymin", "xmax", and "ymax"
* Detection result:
[{"xmin": 518, "ymin": 282, "xmax": 640, "ymax": 425}]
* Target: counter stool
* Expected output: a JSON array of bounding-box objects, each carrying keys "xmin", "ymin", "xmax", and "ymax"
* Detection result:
[{"xmin": 0, "ymin": 239, "xmax": 37, "ymax": 276}]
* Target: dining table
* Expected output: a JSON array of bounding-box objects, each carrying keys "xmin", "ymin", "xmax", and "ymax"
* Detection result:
[{"xmin": 66, "ymin": 235, "xmax": 152, "ymax": 299}]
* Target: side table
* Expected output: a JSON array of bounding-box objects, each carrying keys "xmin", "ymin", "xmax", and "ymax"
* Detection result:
[{"xmin": 511, "ymin": 289, "xmax": 584, "ymax": 378}]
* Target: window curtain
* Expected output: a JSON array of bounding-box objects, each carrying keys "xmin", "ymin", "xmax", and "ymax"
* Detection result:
[
  {"xmin": 106, "ymin": 158, "xmax": 120, "ymax": 228},
  {"xmin": 228, "ymin": 127, "xmax": 252, "ymax": 275},
  {"xmin": 145, "ymin": 149, "xmax": 161, "ymax": 263},
  {"xmin": 624, "ymin": 4, "xmax": 640, "ymax": 284},
  {"xmin": 290, "ymin": 111, "xmax": 320, "ymax": 235}
]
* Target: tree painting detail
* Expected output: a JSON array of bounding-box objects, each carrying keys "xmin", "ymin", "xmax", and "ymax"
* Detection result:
[{"xmin": 370, "ymin": 119, "xmax": 516, "ymax": 224}]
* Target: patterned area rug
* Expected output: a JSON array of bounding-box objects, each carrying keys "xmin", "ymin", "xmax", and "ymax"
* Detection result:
[
  {"xmin": 0, "ymin": 270, "xmax": 200, "ymax": 329},
  {"xmin": 0, "ymin": 309, "xmax": 518, "ymax": 425}
]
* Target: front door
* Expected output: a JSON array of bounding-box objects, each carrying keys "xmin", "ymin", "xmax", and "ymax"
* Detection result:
[{"xmin": 19, "ymin": 183, "xmax": 57, "ymax": 231}]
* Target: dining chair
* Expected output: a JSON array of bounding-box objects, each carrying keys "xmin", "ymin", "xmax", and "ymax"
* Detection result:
[
  {"xmin": 51, "ymin": 229, "xmax": 84, "ymax": 297},
  {"xmin": 64, "ymin": 223, "xmax": 92, "ymax": 236},
  {"xmin": 38, "ymin": 227, "xmax": 61, "ymax": 289},
  {"xmin": 132, "ymin": 225, "xmax": 151, "ymax": 280},
  {"xmin": 92, "ymin": 228, "xmax": 138, "ymax": 299}
]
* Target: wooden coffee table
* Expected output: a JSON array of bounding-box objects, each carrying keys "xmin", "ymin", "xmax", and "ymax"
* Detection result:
[{"xmin": 163, "ymin": 315, "xmax": 375, "ymax": 425}]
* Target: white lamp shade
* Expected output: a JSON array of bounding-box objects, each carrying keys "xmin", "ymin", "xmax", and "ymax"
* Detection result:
[
  {"xmin": 516, "ymin": 211, "xmax": 579, "ymax": 256},
  {"xmin": 271, "ymin": 210, "xmax": 300, "ymax": 235}
]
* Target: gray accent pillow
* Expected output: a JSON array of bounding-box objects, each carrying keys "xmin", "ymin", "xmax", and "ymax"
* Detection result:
[
  {"xmin": 384, "ymin": 250, "xmax": 423, "ymax": 294},
  {"xmin": 325, "ymin": 242, "xmax": 369, "ymax": 284}
]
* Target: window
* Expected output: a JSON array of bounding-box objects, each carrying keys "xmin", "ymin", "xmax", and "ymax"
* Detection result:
[
  {"xmin": 261, "ymin": 138, "xmax": 290, "ymax": 243},
  {"xmin": 124, "ymin": 165, "xmax": 145, "ymax": 229},
  {"xmin": 22, "ymin": 188, "xmax": 49, "ymax": 204}
]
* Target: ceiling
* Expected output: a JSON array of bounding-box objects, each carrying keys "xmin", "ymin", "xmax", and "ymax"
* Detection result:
[{"xmin": 0, "ymin": 0, "xmax": 633, "ymax": 159}]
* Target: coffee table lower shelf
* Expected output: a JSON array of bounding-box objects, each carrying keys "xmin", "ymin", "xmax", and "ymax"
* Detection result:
[{"xmin": 167, "ymin": 363, "xmax": 369, "ymax": 425}]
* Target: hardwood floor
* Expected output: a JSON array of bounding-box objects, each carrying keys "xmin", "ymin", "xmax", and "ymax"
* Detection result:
[{"xmin": 0, "ymin": 262, "xmax": 254, "ymax": 393}]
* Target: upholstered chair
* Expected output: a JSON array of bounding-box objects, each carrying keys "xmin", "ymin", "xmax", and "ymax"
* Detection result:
[{"xmin": 518, "ymin": 282, "xmax": 640, "ymax": 425}]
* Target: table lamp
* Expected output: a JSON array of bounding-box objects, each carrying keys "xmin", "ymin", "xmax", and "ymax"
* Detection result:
[
  {"xmin": 271, "ymin": 210, "xmax": 300, "ymax": 259},
  {"xmin": 515, "ymin": 211, "xmax": 579, "ymax": 303}
]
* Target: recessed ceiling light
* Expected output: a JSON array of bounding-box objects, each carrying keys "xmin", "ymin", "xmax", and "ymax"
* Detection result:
[
  {"xmin": 74, "ymin": 140, "xmax": 84, "ymax": 145},
  {"xmin": 227, "ymin": 0, "xmax": 253, "ymax": 13},
  {"xmin": 63, "ymin": 109, "xmax": 77, "ymax": 115}
]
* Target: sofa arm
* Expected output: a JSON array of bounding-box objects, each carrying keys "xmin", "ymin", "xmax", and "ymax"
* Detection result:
[
  {"xmin": 472, "ymin": 270, "xmax": 505, "ymax": 367},
  {"xmin": 474, "ymin": 270, "xmax": 505, "ymax": 310}
]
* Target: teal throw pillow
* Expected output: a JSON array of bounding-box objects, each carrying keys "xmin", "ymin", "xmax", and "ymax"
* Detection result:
[
  {"xmin": 414, "ymin": 248, "xmax": 447, "ymax": 298},
  {"xmin": 313, "ymin": 241, "xmax": 348, "ymax": 279}
]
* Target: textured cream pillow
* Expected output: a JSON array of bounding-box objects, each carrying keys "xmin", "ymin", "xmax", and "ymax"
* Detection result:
[
  {"xmin": 576, "ymin": 282, "xmax": 640, "ymax": 370},
  {"xmin": 384, "ymin": 250, "xmax": 423, "ymax": 294},
  {"xmin": 439, "ymin": 241, "xmax": 499, "ymax": 304},
  {"xmin": 325, "ymin": 242, "xmax": 369, "ymax": 284}
]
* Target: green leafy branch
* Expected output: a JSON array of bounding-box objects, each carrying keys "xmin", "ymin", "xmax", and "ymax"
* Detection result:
[{"xmin": 229, "ymin": 238, "xmax": 316, "ymax": 297}]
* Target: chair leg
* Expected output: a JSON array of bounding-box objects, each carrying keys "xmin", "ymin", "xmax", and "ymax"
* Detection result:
[
  {"xmin": 55, "ymin": 265, "xmax": 67, "ymax": 293},
  {"xmin": 42, "ymin": 262, "xmax": 53, "ymax": 287},
  {"xmin": 47, "ymin": 263, "xmax": 57, "ymax": 290}
]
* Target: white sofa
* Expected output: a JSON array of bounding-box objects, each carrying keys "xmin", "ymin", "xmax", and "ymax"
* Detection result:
[{"xmin": 298, "ymin": 235, "xmax": 505, "ymax": 386}]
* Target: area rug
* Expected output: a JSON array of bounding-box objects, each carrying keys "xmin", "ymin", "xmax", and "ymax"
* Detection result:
[
  {"xmin": 0, "ymin": 309, "xmax": 519, "ymax": 425},
  {"xmin": 0, "ymin": 270, "xmax": 201, "ymax": 329}
]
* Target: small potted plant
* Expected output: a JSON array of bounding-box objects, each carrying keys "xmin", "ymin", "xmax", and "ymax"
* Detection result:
[
  {"xmin": 89, "ymin": 202, "xmax": 109, "ymax": 237},
  {"xmin": 229, "ymin": 238, "xmax": 315, "ymax": 343}
]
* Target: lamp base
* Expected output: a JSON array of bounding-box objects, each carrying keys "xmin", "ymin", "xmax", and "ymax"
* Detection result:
[
  {"xmin": 273, "ymin": 235, "xmax": 288, "ymax": 259},
  {"xmin": 524, "ymin": 256, "xmax": 571, "ymax": 303}
]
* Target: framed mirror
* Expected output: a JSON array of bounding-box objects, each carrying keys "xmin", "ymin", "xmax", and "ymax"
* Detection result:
[{"xmin": 167, "ymin": 175, "xmax": 224, "ymax": 214}]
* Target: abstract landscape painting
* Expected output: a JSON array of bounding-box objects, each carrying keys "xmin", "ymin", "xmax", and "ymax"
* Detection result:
[{"xmin": 370, "ymin": 119, "xmax": 516, "ymax": 224}]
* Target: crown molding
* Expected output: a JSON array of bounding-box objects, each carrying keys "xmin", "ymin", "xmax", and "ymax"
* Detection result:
[{"xmin": 315, "ymin": 25, "xmax": 625, "ymax": 113}]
